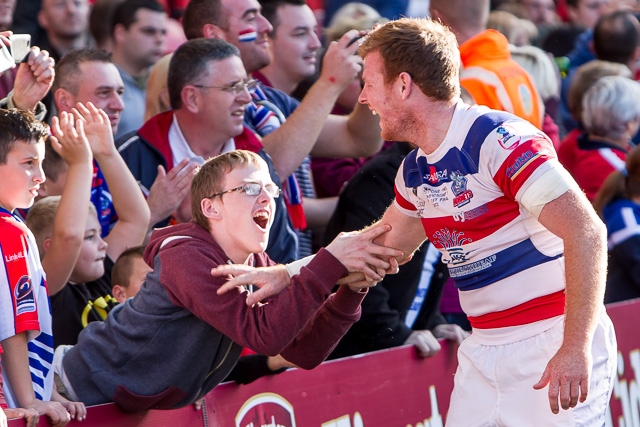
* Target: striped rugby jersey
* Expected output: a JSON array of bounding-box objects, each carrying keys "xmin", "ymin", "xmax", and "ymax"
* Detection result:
[
  {"xmin": 0, "ymin": 208, "xmax": 54, "ymax": 406},
  {"xmin": 394, "ymin": 102, "xmax": 566, "ymax": 320}
]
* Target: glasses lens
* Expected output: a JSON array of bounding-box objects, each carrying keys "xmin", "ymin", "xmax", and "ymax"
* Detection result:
[
  {"xmin": 246, "ymin": 80, "xmax": 258, "ymax": 94},
  {"xmin": 244, "ymin": 183, "xmax": 262, "ymax": 196},
  {"xmin": 265, "ymin": 184, "xmax": 280, "ymax": 198}
]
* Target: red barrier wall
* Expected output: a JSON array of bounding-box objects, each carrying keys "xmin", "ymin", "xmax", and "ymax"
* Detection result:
[{"xmin": 9, "ymin": 298, "xmax": 640, "ymax": 426}]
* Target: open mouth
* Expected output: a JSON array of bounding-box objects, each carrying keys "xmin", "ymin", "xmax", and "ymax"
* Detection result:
[{"xmin": 253, "ymin": 211, "xmax": 269, "ymax": 230}]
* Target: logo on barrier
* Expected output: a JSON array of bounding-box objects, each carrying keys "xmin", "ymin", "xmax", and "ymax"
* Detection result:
[{"xmin": 236, "ymin": 392, "xmax": 297, "ymax": 427}]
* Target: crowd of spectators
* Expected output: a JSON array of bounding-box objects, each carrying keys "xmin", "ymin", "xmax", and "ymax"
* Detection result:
[{"xmin": 1, "ymin": 0, "xmax": 640, "ymax": 424}]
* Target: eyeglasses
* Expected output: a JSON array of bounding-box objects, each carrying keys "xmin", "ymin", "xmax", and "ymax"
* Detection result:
[
  {"xmin": 208, "ymin": 182, "xmax": 281, "ymax": 199},
  {"xmin": 193, "ymin": 79, "xmax": 259, "ymax": 95}
]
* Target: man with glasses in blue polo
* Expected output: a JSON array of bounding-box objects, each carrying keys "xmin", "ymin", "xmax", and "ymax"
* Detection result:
[{"xmin": 117, "ymin": 37, "xmax": 300, "ymax": 264}]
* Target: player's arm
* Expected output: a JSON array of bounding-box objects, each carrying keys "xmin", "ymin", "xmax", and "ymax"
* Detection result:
[
  {"xmin": 532, "ymin": 186, "xmax": 607, "ymax": 413},
  {"xmin": 372, "ymin": 202, "xmax": 427, "ymax": 263}
]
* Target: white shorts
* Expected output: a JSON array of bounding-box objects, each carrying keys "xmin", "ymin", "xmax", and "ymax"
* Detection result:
[{"xmin": 445, "ymin": 312, "xmax": 616, "ymax": 427}]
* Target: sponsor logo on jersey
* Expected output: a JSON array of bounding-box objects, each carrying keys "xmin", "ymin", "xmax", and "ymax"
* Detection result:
[
  {"xmin": 14, "ymin": 275, "xmax": 36, "ymax": 315},
  {"xmin": 235, "ymin": 392, "xmax": 297, "ymax": 427},
  {"xmin": 432, "ymin": 228, "xmax": 474, "ymax": 265},
  {"xmin": 450, "ymin": 171, "xmax": 473, "ymax": 208},
  {"xmin": 506, "ymin": 150, "xmax": 540, "ymax": 179},
  {"xmin": 4, "ymin": 250, "xmax": 25, "ymax": 263},
  {"xmin": 424, "ymin": 166, "xmax": 448, "ymax": 184},
  {"xmin": 496, "ymin": 125, "xmax": 521, "ymax": 150},
  {"xmin": 452, "ymin": 204, "xmax": 489, "ymax": 222}
]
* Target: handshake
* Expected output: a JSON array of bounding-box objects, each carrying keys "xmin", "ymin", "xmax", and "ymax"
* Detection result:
[{"xmin": 212, "ymin": 223, "xmax": 408, "ymax": 305}]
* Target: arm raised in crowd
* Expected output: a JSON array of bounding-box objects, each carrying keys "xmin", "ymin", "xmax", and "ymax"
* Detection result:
[
  {"xmin": 73, "ymin": 102, "xmax": 150, "ymax": 260},
  {"xmin": 42, "ymin": 112, "xmax": 93, "ymax": 296},
  {"xmin": 260, "ymin": 30, "xmax": 381, "ymax": 180}
]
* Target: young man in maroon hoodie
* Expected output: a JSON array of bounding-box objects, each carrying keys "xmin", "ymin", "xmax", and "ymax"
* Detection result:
[{"xmin": 53, "ymin": 149, "xmax": 401, "ymax": 412}]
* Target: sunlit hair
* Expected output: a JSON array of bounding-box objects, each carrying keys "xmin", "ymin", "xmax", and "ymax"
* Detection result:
[
  {"xmin": 581, "ymin": 75, "xmax": 640, "ymax": 140},
  {"xmin": 568, "ymin": 60, "xmax": 631, "ymax": 123},
  {"xmin": 26, "ymin": 196, "xmax": 97, "ymax": 259},
  {"xmin": 510, "ymin": 44, "xmax": 559, "ymax": 101},
  {"xmin": 488, "ymin": 10, "xmax": 538, "ymax": 46},
  {"xmin": 145, "ymin": 53, "xmax": 172, "ymax": 121},
  {"xmin": 358, "ymin": 18, "xmax": 461, "ymax": 101},
  {"xmin": 0, "ymin": 109, "xmax": 49, "ymax": 164},
  {"xmin": 594, "ymin": 145, "xmax": 640, "ymax": 216},
  {"xmin": 191, "ymin": 150, "xmax": 268, "ymax": 231}
]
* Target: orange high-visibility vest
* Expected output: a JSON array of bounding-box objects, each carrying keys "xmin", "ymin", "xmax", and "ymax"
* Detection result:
[{"xmin": 459, "ymin": 30, "xmax": 544, "ymax": 129}]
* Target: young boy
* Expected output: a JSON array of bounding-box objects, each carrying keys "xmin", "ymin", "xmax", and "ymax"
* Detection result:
[
  {"xmin": 110, "ymin": 246, "xmax": 151, "ymax": 303},
  {"xmin": 0, "ymin": 109, "xmax": 83, "ymax": 426},
  {"xmin": 27, "ymin": 102, "xmax": 150, "ymax": 347},
  {"xmin": 53, "ymin": 150, "xmax": 401, "ymax": 412}
]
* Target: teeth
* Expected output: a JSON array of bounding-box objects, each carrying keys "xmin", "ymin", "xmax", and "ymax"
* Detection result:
[{"xmin": 254, "ymin": 211, "xmax": 268, "ymax": 219}]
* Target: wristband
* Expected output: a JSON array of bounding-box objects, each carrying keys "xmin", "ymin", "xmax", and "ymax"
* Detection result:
[{"xmin": 284, "ymin": 255, "xmax": 314, "ymax": 278}]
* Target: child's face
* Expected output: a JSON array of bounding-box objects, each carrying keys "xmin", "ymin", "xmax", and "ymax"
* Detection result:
[
  {"xmin": 125, "ymin": 256, "xmax": 152, "ymax": 299},
  {"xmin": 71, "ymin": 212, "xmax": 108, "ymax": 283},
  {"xmin": 0, "ymin": 140, "xmax": 45, "ymax": 211},
  {"xmin": 214, "ymin": 163, "xmax": 277, "ymax": 262}
]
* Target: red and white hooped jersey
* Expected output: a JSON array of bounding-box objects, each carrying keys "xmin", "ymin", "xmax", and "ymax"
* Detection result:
[
  {"xmin": 0, "ymin": 208, "xmax": 54, "ymax": 405},
  {"xmin": 394, "ymin": 102, "xmax": 567, "ymax": 327}
]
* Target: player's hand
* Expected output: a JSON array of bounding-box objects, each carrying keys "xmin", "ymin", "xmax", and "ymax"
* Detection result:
[
  {"xmin": 336, "ymin": 256, "xmax": 400, "ymax": 291},
  {"xmin": 147, "ymin": 159, "xmax": 197, "ymax": 225},
  {"xmin": 404, "ymin": 330, "xmax": 441, "ymax": 358},
  {"xmin": 533, "ymin": 343, "xmax": 591, "ymax": 413},
  {"xmin": 326, "ymin": 224, "xmax": 403, "ymax": 282},
  {"xmin": 3, "ymin": 407, "xmax": 39, "ymax": 427},
  {"xmin": 50, "ymin": 111, "xmax": 93, "ymax": 166},
  {"xmin": 72, "ymin": 102, "xmax": 115, "ymax": 159},
  {"xmin": 12, "ymin": 46, "xmax": 55, "ymax": 111},
  {"xmin": 432, "ymin": 323, "xmax": 469, "ymax": 344},
  {"xmin": 213, "ymin": 264, "xmax": 290, "ymax": 306}
]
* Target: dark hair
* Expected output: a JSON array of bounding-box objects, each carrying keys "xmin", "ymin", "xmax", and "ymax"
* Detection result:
[
  {"xmin": 260, "ymin": 0, "xmax": 306, "ymax": 34},
  {"xmin": 53, "ymin": 48, "xmax": 114, "ymax": 94},
  {"xmin": 111, "ymin": 245, "xmax": 147, "ymax": 288},
  {"xmin": 90, "ymin": 0, "xmax": 124, "ymax": 49},
  {"xmin": 0, "ymin": 109, "xmax": 49, "ymax": 164},
  {"xmin": 111, "ymin": 0, "xmax": 166, "ymax": 35},
  {"xmin": 168, "ymin": 38, "xmax": 240, "ymax": 109},
  {"xmin": 182, "ymin": 0, "xmax": 224, "ymax": 40},
  {"xmin": 594, "ymin": 10, "xmax": 640, "ymax": 64}
]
